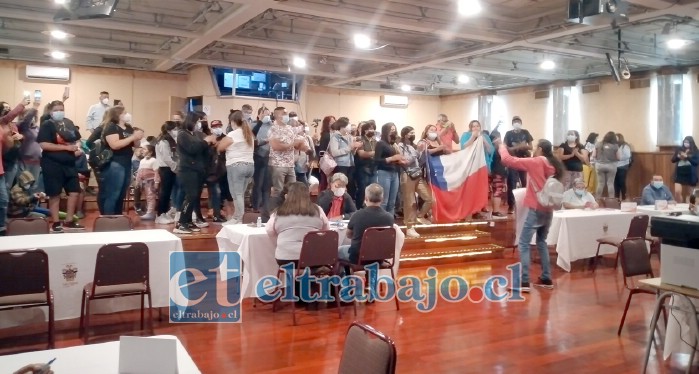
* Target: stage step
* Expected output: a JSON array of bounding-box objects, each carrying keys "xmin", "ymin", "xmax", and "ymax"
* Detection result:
[
  {"xmin": 399, "ymin": 243, "xmax": 505, "ymax": 268},
  {"xmin": 401, "ymin": 230, "xmax": 493, "ymax": 250}
]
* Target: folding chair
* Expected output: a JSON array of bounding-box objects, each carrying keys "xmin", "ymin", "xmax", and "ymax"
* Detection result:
[
  {"xmin": 617, "ymin": 238, "xmax": 658, "ymax": 335},
  {"xmin": 7, "ymin": 217, "xmax": 50, "ymax": 235},
  {"xmin": 339, "ymin": 321, "xmax": 397, "ymax": 374},
  {"xmin": 592, "ymin": 214, "xmax": 649, "ymax": 272},
  {"xmin": 93, "ymin": 215, "xmax": 132, "ymax": 232}
]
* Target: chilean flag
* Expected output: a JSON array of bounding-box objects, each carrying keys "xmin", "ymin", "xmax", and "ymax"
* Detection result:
[{"xmin": 427, "ymin": 137, "xmax": 489, "ymax": 223}]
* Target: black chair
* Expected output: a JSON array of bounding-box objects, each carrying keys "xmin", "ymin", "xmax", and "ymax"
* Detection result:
[
  {"xmin": 601, "ymin": 197, "xmax": 621, "ymax": 209},
  {"xmin": 93, "ymin": 215, "xmax": 132, "ymax": 232},
  {"xmin": 617, "ymin": 238, "xmax": 658, "ymax": 335},
  {"xmin": 592, "ymin": 214, "xmax": 649, "ymax": 272},
  {"xmin": 339, "ymin": 321, "xmax": 397, "ymax": 374},
  {"xmin": 7, "ymin": 217, "xmax": 50, "ymax": 235},
  {"xmin": 0, "ymin": 249, "xmax": 54, "ymax": 348},
  {"xmin": 242, "ymin": 212, "xmax": 260, "ymax": 224}
]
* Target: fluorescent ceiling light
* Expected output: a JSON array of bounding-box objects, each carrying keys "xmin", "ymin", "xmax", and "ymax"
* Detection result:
[
  {"xmin": 401, "ymin": 84, "xmax": 411, "ymax": 92},
  {"xmin": 539, "ymin": 60, "xmax": 555, "ymax": 70},
  {"xmin": 50, "ymin": 30, "xmax": 69, "ymax": 39},
  {"xmin": 666, "ymin": 39, "xmax": 690, "ymax": 50},
  {"xmin": 54, "ymin": 0, "xmax": 67, "ymax": 4},
  {"xmin": 457, "ymin": 74, "xmax": 470, "ymax": 84},
  {"xmin": 292, "ymin": 56, "xmax": 306, "ymax": 68},
  {"xmin": 353, "ymin": 34, "xmax": 372, "ymax": 49},
  {"xmin": 458, "ymin": 0, "xmax": 482, "ymax": 16},
  {"xmin": 50, "ymin": 51, "xmax": 67, "ymax": 59}
]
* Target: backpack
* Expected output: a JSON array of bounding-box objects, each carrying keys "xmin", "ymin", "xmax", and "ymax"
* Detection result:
[
  {"xmin": 534, "ymin": 176, "xmax": 565, "ymax": 209},
  {"xmin": 87, "ymin": 126, "xmax": 113, "ymax": 176}
]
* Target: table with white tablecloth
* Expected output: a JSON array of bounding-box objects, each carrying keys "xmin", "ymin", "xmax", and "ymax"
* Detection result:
[
  {"xmin": 637, "ymin": 204, "xmax": 690, "ymax": 217},
  {"xmin": 0, "ymin": 229, "xmax": 183, "ymax": 327},
  {"xmin": 216, "ymin": 223, "xmax": 405, "ymax": 298}
]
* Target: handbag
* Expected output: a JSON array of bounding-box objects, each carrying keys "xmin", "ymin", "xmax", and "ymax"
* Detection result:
[
  {"xmin": 400, "ymin": 143, "xmax": 422, "ymax": 180},
  {"xmin": 319, "ymin": 136, "xmax": 339, "ymax": 176},
  {"xmin": 88, "ymin": 125, "xmax": 114, "ymax": 174}
]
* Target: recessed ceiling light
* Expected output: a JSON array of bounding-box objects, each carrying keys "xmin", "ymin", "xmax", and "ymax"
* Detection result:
[
  {"xmin": 666, "ymin": 39, "xmax": 691, "ymax": 49},
  {"xmin": 457, "ymin": 74, "xmax": 470, "ymax": 84},
  {"xmin": 458, "ymin": 0, "xmax": 482, "ymax": 16},
  {"xmin": 49, "ymin": 51, "xmax": 68, "ymax": 59},
  {"xmin": 401, "ymin": 84, "xmax": 411, "ymax": 92},
  {"xmin": 292, "ymin": 56, "xmax": 306, "ymax": 68},
  {"xmin": 353, "ymin": 34, "xmax": 372, "ymax": 49},
  {"xmin": 42, "ymin": 30, "xmax": 74, "ymax": 39},
  {"xmin": 54, "ymin": 0, "xmax": 67, "ymax": 4},
  {"xmin": 539, "ymin": 60, "xmax": 555, "ymax": 70}
]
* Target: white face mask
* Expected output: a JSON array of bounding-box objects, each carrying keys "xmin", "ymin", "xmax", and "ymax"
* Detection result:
[
  {"xmin": 261, "ymin": 115, "xmax": 271, "ymax": 124},
  {"xmin": 513, "ymin": 122, "xmax": 522, "ymax": 130},
  {"xmin": 212, "ymin": 128, "xmax": 224, "ymax": 136},
  {"xmin": 333, "ymin": 187, "xmax": 346, "ymax": 197},
  {"xmin": 574, "ymin": 188, "xmax": 585, "ymax": 196},
  {"xmin": 304, "ymin": 126, "xmax": 310, "ymax": 134},
  {"xmin": 282, "ymin": 115, "xmax": 290, "ymax": 124},
  {"xmin": 567, "ymin": 135, "xmax": 577, "ymax": 142},
  {"xmin": 195, "ymin": 122, "xmax": 202, "ymax": 131},
  {"xmin": 101, "ymin": 98, "xmax": 109, "ymax": 105},
  {"xmin": 428, "ymin": 132, "xmax": 438, "ymax": 141},
  {"xmin": 684, "ymin": 142, "xmax": 690, "ymax": 148},
  {"xmin": 123, "ymin": 113, "xmax": 132, "ymax": 124},
  {"xmin": 169, "ymin": 130, "xmax": 178, "ymax": 139}
]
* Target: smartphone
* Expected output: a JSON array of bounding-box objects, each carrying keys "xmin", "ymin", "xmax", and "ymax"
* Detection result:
[
  {"xmin": 34, "ymin": 90, "xmax": 42, "ymax": 102},
  {"xmin": 23, "ymin": 91, "xmax": 31, "ymax": 101},
  {"xmin": 63, "ymin": 86, "xmax": 70, "ymax": 99}
]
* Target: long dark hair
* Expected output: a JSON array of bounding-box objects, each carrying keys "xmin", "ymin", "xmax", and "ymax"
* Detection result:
[
  {"xmin": 401, "ymin": 126, "xmax": 415, "ymax": 147},
  {"xmin": 682, "ymin": 136, "xmax": 698, "ymax": 153},
  {"xmin": 567, "ymin": 130, "xmax": 581, "ymax": 146},
  {"xmin": 585, "ymin": 132, "xmax": 598, "ymax": 145},
  {"xmin": 601, "ymin": 131, "xmax": 617, "ymax": 145},
  {"xmin": 321, "ymin": 116, "xmax": 335, "ymax": 135},
  {"xmin": 276, "ymin": 182, "xmax": 319, "ymax": 217},
  {"xmin": 539, "ymin": 139, "xmax": 565, "ymax": 180},
  {"xmin": 183, "ymin": 111, "xmax": 205, "ymax": 132},
  {"xmin": 158, "ymin": 121, "xmax": 178, "ymax": 140},
  {"xmin": 381, "ymin": 122, "xmax": 397, "ymax": 144}
]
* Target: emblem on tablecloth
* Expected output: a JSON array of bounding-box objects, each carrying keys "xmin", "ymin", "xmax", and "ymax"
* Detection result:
[
  {"xmin": 62, "ymin": 264, "xmax": 78, "ymax": 284},
  {"xmin": 603, "ymin": 222, "xmax": 609, "ymax": 234}
]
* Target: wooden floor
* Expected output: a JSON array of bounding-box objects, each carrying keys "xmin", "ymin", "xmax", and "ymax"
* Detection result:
[{"xmin": 0, "ymin": 210, "xmax": 696, "ymax": 373}]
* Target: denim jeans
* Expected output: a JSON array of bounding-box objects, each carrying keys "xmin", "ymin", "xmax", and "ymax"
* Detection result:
[
  {"xmin": 518, "ymin": 208, "xmax": 553, "ymax": 284},
  {"xmin": 98, "ymin": 161, "xmax": 131, "ymax": 215},
  {"xmin": 270, "ymin": 166, "xmax": 296, "ymax": 197},
  {"xmin": 355, "ymin": 167, "xmax": 377, "ymax": 208},
  {"xmin": 377, "ymin": 169, "xmax": 399, "ymax": 215},
  {"xmin": 0, "ymin": 174, "xmax": 7, "ymax": 231},
  {"xmin": 179, "ymin": 169, "xmax": 204, "ymax": 225},
  {"xmin": 4, "ymin": 163, "xmax": 18, "ymax": 191},
  {"xmin": 252, "ymin": 155, "xmax": 271, "ymax": 210},
  {"xmin": 206, "ymin": 181, "xmax": 222, "ymax": 217},
  {"xmin": 173, "ymin": 176, "xmax": 185, "ymax": 211},
  {"xmin": 228, "ymin": 163, "xmax": 254, "ymax": 221}
]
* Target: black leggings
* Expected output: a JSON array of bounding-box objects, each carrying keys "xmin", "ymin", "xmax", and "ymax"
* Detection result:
[
  {"xmin": 158, "ymin": 167, "xmax": 176, "ymax": 215},
  {"xmin": 614, "ymin": 166, "xmax": 629, "ymax": 200},
  {"xmin": 179, "ymin": 169, "xmax": 204, "ymax": 225}
]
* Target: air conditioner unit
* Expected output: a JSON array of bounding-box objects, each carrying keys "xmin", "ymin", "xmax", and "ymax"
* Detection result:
[
  {"xmin": 25, "ymin": 65, "xmax": 70, "ymax": 81},
  {"xmin": 380, "ymin": 95, "xmax": 409, "ymax": 108}
]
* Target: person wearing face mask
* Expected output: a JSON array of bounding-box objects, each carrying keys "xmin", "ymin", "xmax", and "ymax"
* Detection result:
[
  {"xmin": 86, "ymin": 91, "xmax": 110, "ymax": 132},
  {"xmin": 435, "ymin": 114, "xmax": 459, "ymax": 154},
  {"xmin": 503, "ymin": 116, "xmax": 534, "ymax": 214},
  {"xmin": 318, "ymin": 116, "xmax": 336, "ymax": 191},
  {"xmin": 329, "ymin": 117, "xmax": 360, "ymax": 198},
  {"xmin": 562, "ymin": 178, "xmax": 599, "ymax": 210},
  {"xmin": 17, "ymin": 99, "xmax": 43, "ymax": 194},
  {"xmin": 556, "ymin": 130, "xmax": 588, "ymax": 190},
  {"xmin": 218, "ymin": 110, "xmax": 255, "ymax": 225},
  {"xmin": 355, "ymin": 121, "xmax": 379, "ymax": 208},
  {"xmin": 268, "ymin": 106, "xmax": 308, "ymax": 205},
  {"xmin": 317, "ymin": 172, "xmax": 356, "ymax": 220},
  {"xmin": 641, "ymin": 175, "xmax": 675, "ymax": 205},
  {"xmin": 241, "ymin": 104, "xmax": 254, "ymax": 130},
  {"xmin": 251, "ymin": 106, "xmax": 273, "ymax": 212},
  {"xmin": 154, "ymin": 121, "xmax": 179, "ymax": 224},
  {"xmin": 294, "ymin": 120, "xmax": 315, "ymax": 186},
  {"xmin": 374, "ymin": 122, "xmax": 406, "ymax": 215},
  {"xmin": 672, "ymin": 136, "xmax": 699, "ymax": 203},
  {"xmin": 591, "ymin": 131, "xmax": 621, "ymax": 198},
  {"xmin": 399, "ymin": 126, "xmax": 433, "ymax": 238},
  {"xmin": 0, "ymin": 97, "xmax": 30, "ymax": 235}
]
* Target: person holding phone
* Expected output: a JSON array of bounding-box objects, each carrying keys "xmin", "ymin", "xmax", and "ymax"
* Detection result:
[
  {"xmin": 85, "ymin": 90, "xmax": 110, "ymax": 132},
  {"xmin": 18, "ymin": 95, "xmax": 43, "ymax": 194},
  {"xmin": 0, "ymin": 97, "xmax": 30, "ymax": 235}
]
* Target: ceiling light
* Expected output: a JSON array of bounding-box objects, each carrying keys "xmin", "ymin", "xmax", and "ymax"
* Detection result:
[
  {"xmin": 49, "ymin": 51, "xmax": 67, "ymax": 59},
  {"xmin": 457, "ymin": 74, "xmax": 470, "ymax": 84},
  {"xmin": 353, "ymin": 34, "xmax": 372, "ymax": 49},
  {"xmin": 539, "ymin": 60, "xmax": 555, "ymax": 70},
  {"xmin": 666, "ymin": 39, "xmax": 690, "ymax": 50},
  {"xmin": 51, "ymin": 30, "xmax": 68, "ymax": 39},
  {"xmin": 458, "ymin": 0, "xmax": 482, "ymax": 16},
  {"xmin": 292, "ymin": 56, "xmax": 306, "ymax": 68},
  {"xmin": 401, "ymin": 84, "xmax": 411, "ymax": 92},
  {"xmin": 54, "ymin": 0, "xmax": 67, "ymax": 4}
]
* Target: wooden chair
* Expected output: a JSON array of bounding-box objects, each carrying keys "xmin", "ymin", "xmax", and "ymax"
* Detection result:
[
  {"xmin": 0, "ymin": 249, "xmax": 54, "ymax": 348},
  {"xmin": 340, "ymin": 227, "xmax": 399, "ymax": 311},
  {"xmin": 601, "ymin": 197, "xmax": 621, "ymax": 209},
  {"xmin": 79, "ymin": 242, "xmax": 153, "ymax": 343},
  {"xmin": 592, "ymin": 214, "xmax": 649, "ymax": 272},
  {"xmin": 241, "ymin": 212, "xmax": 260, "ymax": 224},
  {"xmin": 93, "ymin": 215, "xmax": 132, "ymax": 232},
  {"xmin": 339, "ymin": 321, "xmax": 397, "ymax": 374},
  {"xmin": 617, "ymin": 238, "xmax": 658, "ymax": 335},
  {"xmin": 7, "ymin": 217, "xmax": 50, "ymax": 235}
]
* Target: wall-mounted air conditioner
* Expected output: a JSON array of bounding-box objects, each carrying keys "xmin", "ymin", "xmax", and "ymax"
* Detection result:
[
  {"xmin": 380, "ymin": 95, "xmax": 409, "ymax": 108},
  {"xmin": 25, "ymin": 65, "xmax": 71, "ymax": 81}
]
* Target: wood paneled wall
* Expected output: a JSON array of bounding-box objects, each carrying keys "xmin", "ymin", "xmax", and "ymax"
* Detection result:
[{"xmin": 625, "ymin": 152, "xmax": 675, "ymax": 199}]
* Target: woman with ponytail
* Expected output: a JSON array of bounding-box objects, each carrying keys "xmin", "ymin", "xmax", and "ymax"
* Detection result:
[
  {"xmin": 497, "ymin": 138, "xmax": 564, "ymax": 292},
  {"xmin": 217, "ymin": 110, "xmax": 255, "ymax": 224}
]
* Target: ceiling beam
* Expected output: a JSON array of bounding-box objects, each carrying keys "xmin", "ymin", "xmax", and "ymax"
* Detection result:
[
  {"xmin": 431, "ymin": 63, "xmax": 563, "ymax": 80},
  {"xmin": 186, "ymin": 59, "xmax": 347, "ymax": 79},
  {"xmin": 325, "ymin": 3, "xmax": 699, "ymax": 86},
  {"xmin": 523, "ymin": 43, "xmax": 667, "ymax": 67},
  {"xmin": 155, "ymin": 3, "xmax": 272, "ymax": 71},
  {"xmin": 0, "ymin": 37, "xmax": 162, "ymax": 60},
  {"xmin": 625, "ymin": 0, "xmax": 676, "ymax": 10}
]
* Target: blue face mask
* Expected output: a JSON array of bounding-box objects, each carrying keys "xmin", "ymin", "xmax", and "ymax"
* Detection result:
[
  {"xmin": 282, "ymin": 115, "xmax": 290, "ymax": 124},
  {"xmin": 261, "ymin": 116, "xmax": 271, "ymax": 124},
  {"xmin": 652, "ymin": 181, "xmax": 664, "ymax": 189},
  {"xmin": 574, "ymin": 189, "xmax": 585, "ymax": 197},
  {"xmin": 51, "ymin": 111, "xmax": 65, "ymax": 122}
]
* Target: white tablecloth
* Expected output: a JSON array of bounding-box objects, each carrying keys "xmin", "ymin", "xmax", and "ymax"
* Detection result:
[
  {"xmin": 0, "ymin": 230, "xmax": 183, "ymax": 327},
  {"xmin": 0, "ymin": 335, "xmax": 200, "ymax": 373},
  {"xmin": 216, "ymin": 224, "xmax": 405, "ymax": 298},
  {"xmin": 637, "ymin": 204, "xmax": 690, "ymax": 217}
]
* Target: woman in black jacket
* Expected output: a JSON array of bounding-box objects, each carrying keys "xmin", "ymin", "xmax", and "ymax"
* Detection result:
[
  {"xmin": 373, "ymin": 123, "xmax": 406, "ymax": 215},
  {"xmin": 316, "ymin": 172, "xmax": 357, "ymax": 220}
]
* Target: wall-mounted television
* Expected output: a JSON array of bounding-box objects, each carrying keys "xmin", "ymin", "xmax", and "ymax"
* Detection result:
[{"xmin": 211, "ymin": 67, "xmax": 302, "ymax": 100}]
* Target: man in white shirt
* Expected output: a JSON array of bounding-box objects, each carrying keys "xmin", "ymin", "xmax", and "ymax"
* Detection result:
[
  {"xmin": 85, "ymin": 91, "xmax": 110, "ymax": 132},
  {"xmin": 562, "ymin": 178, "xmax": 599, "ymax": 210}
]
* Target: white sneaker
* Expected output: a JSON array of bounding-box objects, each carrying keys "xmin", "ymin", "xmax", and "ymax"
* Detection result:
[
  {"xmin": 155, "ymin": 214, "xmax": 174, "ymax": 225},
  {"xmin": 406, "ymin": 228, "xmax": 420, "ymax": 238},
  {"xmin": 416, "ymin": 217, "xmax": 431, "ymax": 225},
  {"xmin": 174, "ymin": 211, "xmax": 181, "ymax": 223},
  {"xmin": 194, "ymin": 219, "xmax": 209, "ymax": 228},
  {"xmin": 167, "ymin": 207, "xmax": 177, "ymax": 218},
  {"xmin": 140, "ymin": 212, "xmax": 156, "ymax": 221}
]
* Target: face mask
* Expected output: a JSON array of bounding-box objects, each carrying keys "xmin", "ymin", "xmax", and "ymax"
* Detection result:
[
  {"xmin": 244, "ymin": 113, "xmax": 252, "ymax": 120},
  {"xmin": 513, "ymin": 122, "xmax": 522, "ymax": 130},
  {"xmin": 365, "ymin": 130, "xmax": 375, "ymax": 138},
  {"xmin": 340, "ymin": 127, "xmax": 349, "ymax": 135},
  {"xmin": 186, "ymin": 123, "xmax": 196, "ymax": 132},
  {"xmin": 428, "ymin": 132, "xmax": 438, "ymax": 141},
  {"xmin": 261, "ymin": 115, "xmax": 271, "ymax": 124},
  {"xmin": 652, "ymin": 181, "xmax": 663, "ymax": 189},
  {"xmin": 195, "ymin": 122, "xmax": 202, "ymax": 131},
  {"xmin": 51, "ymin": 111, "xmax": 65, "ymax": 122},
  {"xmin": 282, "ymin": 115, "xmax": 290, "ymax": 124},
  {"xmin": 290, "ymin": 116, "xmax": 297, "ymax": 123},
  {"xmin": 304, "ymin": 126, "xmax": 310, "ymax": 134},
  {"xmin": 574, "ymin": 189, "xmax": 585, "ymax": 197},
  {"xmin": 101, "ymin": 98, "xmax": 109, "ymax": 105},
  {"xmin": 389, "ymin": 133, "xmax": 397, "ymax": 142},
  {"xmin": 21, "ymin": 183, "xmax": 31, "ymax": 190},
  {"xmin": 123, "ymin": 113, "xmax": 132, "ymax": 124},
  {"xmin": 684, "ymin": 142, "xmax": 690, "ymax": 148},
  {"xmin": 333, "ymin": 187, "xmax": 346, "ymax": 197},
  {"xmin": 212, "ymin": 128, "xmax": 224, "ymax": 136},
  {"xmin": 169, "ymin": 130, "xmax": 179, "ymax": 139},
  {"xmin": 567, "ymin": 135, "xmax": 577, "ymax": 142}
]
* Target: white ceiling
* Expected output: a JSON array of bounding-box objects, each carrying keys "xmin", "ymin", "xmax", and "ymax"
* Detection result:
[{"xmin": 1, "ymin": 0, "xmax": 698, "ymax": 94}]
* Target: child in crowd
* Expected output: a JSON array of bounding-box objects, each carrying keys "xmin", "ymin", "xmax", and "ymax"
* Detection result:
[
  {"xmin": 9, "ymin": 170, "xmax": 80, "ymax": 222},
  {"xmin": 136, "ymin": 145, "xmax": 160, "ymax": 220}
]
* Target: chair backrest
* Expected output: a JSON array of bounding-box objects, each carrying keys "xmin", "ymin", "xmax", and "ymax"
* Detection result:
[
  {"xmin": 242, "ymin": 212, "xmax": 260, "ymax": 224},
  {"xmin": 0, "ymin": 249, "xmax": 50, "ymax": 298},
  {"xmin": 358, "ymin": 227, "xmax": 396, "ymax": 263},
  {"xmin": 298, "ymin": 230, "xmax": 339, "ymax": 269},
  {"xmin": 93, "ymin": 215, "xmax": 132, "ymax": 232},
  {"xmin": 93, "ymin": 243, "xmax": 149, "ymax": 288},
  {"xmin": 602, "ymin": 197, "xmax": 621, "ymax": 209},
  {"xmin": 6, "ymin": 217, "xmax": 50, "ymax": 236},
  {"xmin": 619, "ymin": 238, "xmax": 653, "ymax": 278},
  {"xmin": 626, "ymin": 214, "xmax": 649, "ymax": 239},
  {"xmin": 339, "ymin": 322, "xmax": 397, "ymax": 374}
]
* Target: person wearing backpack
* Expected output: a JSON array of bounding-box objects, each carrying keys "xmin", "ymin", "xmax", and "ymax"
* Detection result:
[{"xmin": 497, "ymin": 138, "xmax": 565, "ymax": 292}]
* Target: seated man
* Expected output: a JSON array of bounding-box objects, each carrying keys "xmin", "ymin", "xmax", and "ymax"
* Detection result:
[
  {"xmin": 641, "ymin": 175, "xmax": 675, "ymax": 205},
  {"xmin": 339, "ymin": 183, "xmax": 394, "ymax": 263},
  {"xmin": 317, "ymin": 173, "xmax": 357, "ymax": 220},
  {"xmin": 562, "ymin": 178, "xmax": 599, "ymax": 210}
]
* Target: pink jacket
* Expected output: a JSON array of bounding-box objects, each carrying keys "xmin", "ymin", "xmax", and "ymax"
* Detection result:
[{"xmin": 498, "ymin": 145, "xmax": 555, "ymax": 211}]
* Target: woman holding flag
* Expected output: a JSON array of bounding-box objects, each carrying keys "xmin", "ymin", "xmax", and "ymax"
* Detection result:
[
  {"xmin": 398, "ymin": 126, "xmax": 433, "ymax": 238},
  {"xmin": 461, "ymin": 120, "xmax": 495, "ymax": 218}
]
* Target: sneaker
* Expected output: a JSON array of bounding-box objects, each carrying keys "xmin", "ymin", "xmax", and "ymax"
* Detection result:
[
  {"xmin": 212, "ymin": 216, "xmax": 226, "ymax": 223},
  {"xmin": 492, "ymin": 212, "xmax": 506, "ymax": 218},
  {"xmin": 194, "ymin": 219, "xmax": 209, "ymax": 228},
  {"xmin": 63, "ymin": 221, "xmax": 85, "ymax": 231},
  {"xmin": 76, "ymin": 211, "xmax": 85, "ymax": 219},
  {"xmin": 51, "ymin": 222, "xmax": 64, "ymax": 233},
  {"xmin": 416, "ymin": 217, "xmax": 431, "ymax": 225},
  {"xmin": 509, "ymin": 281, "xmax": 530, "ymax": 293},
  {"xmin": 534, "ymin": 277, "xmax": 554, "ymax": 290},
  {"xmin": 155, "ymin": 213, "xmax": 175, "ymax": 225},
  {"xmin": 507, "ymin": 207, "xmax": 515, "ymax": 215},
  {"xmin": 174, "ymin": 211, "xmax": 181, "ymax": 223},
  {"xmin": 406, "ymin": 228, "xmax": 420, "ymax": 238},
  {"xmin": 167, "ymin": 208, "xmax": 177, "ymax": 218},
  {"xmin": 192, "ymin": 212, "xmax": 197, "ymax": 221},
  {"xmin": 140, "ymin": 212, "xmax": 156, "ymax": 221},
  {"xmin": 186, "ymin": 223, "xmax": 201, "ymax": 232},
  {"xmin": 173, "ymin": 224, "xmax": 193, "ymax": 235}
]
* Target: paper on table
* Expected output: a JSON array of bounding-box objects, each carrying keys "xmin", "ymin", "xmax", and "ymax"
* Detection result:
[{"xmin": 119, "ymin": 336, "xmax": 178, "ymax": 374}]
